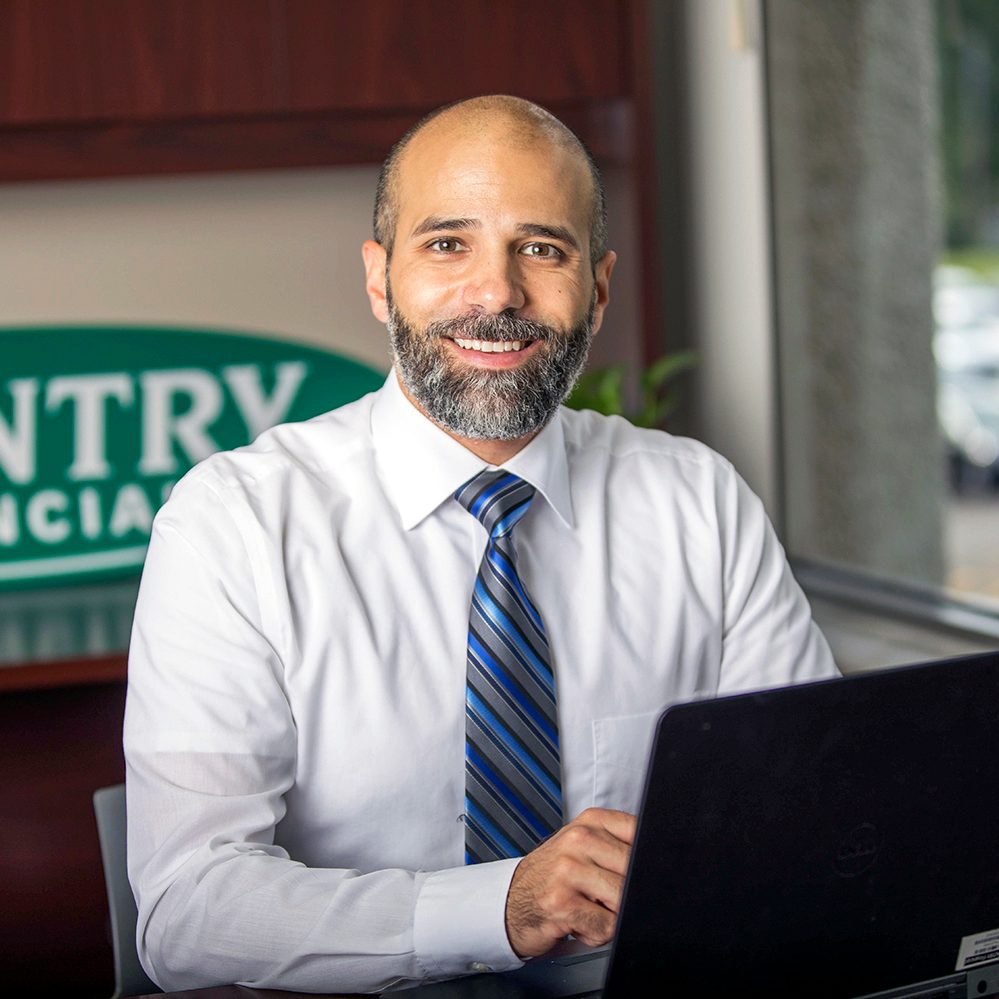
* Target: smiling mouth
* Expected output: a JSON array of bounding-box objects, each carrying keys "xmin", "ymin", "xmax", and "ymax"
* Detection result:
[{"xmin": 451, "ymin": 337, "xmax": 533, "ymax": 353}]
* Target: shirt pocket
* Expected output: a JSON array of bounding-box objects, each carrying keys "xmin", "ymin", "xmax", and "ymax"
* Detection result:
[{"xmin": 591, "ymin": 710, "xmax": 662, "ymax": 814}]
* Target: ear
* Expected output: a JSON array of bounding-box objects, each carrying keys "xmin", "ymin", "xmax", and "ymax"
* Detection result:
[
  {"xmin": 362, "ymin": 240, "xmax": 389, "ymax": 324},
  {"xmin": 589, "ymin": 250, "xmax": 616, "ymax": 336}
]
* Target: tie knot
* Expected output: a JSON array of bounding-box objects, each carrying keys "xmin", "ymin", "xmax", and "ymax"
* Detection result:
[{"xmin": 455, "ymin": 469, "xmax": 536, "ymax": 538}]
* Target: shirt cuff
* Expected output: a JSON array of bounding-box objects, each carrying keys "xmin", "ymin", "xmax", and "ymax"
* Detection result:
[{"xmin": 413, "ymin": 857, "xmax": 523, "ymax": 980}]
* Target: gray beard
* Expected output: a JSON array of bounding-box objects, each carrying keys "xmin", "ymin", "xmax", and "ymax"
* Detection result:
[{"xmin": 387, "ymin": 298, "xmax": 594, "ymax": 441}]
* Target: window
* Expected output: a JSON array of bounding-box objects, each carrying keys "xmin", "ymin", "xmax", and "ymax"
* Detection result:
[{"xmin": 765, "ymin": 0, "xmax": 999, "ymax": 615}]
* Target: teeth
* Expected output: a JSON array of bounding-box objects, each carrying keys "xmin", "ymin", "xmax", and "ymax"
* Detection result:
[{"xmin": 453, "ymin": 338, "xmax": 526, "ymax": 352}]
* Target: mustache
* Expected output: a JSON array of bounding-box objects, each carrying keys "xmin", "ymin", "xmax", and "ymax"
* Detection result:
[{"xmin": 424, "ymin": 313, "xmax": 557, "ymax": 343}]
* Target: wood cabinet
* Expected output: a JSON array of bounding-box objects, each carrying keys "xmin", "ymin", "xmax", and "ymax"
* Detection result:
[
  {"xmin": 2, "ymin": 677, "xmax": 126, "ymax": 991},
  {"xmin": 0, "ymin": 0, "xmax": 639, "ymax": 179}
]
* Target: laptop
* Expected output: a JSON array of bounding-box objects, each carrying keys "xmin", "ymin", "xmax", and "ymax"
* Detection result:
[{"xmin": 407, "ymin": 651, "xmax": 999, "ymax": 998}]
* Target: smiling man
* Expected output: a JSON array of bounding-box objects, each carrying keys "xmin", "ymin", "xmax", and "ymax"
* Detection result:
[
  {"xmin": 124, "ymin": 96, "xmax": 837, "ymax": 993},
  {"xmin": 363, "ymin": 97, "xmax": 613, "ymax": 462}
]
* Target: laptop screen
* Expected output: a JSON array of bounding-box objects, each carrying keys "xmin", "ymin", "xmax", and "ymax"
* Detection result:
[{"xmin": 605, "ymin": 651, "xmax": 999, "ymax": 998}]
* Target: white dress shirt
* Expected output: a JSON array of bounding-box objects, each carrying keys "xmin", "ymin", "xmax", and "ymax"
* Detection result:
[{"xmin": 124, "ymin": 370, "xmax": 837, "ymax": 993}]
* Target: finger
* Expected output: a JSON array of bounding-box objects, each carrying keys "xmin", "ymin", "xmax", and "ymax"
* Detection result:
[
  {"xmin": 580, "ymin": 872, "xmax": 624, "ymax": 926},
  {"xmin": 574, "ymin": 807, "xmax": 638, "ymax": 846},
  {"xmin": 530, "ymin": 879, "xmax": 619, "ymax": 947},
  {"xmin": 551, "ymin": 847, "xmax": 628, "ymax": 914},
  {"xmin": 569, "ymin": 901, "xmax": 617, "ymax": 948},
  {"xmin": 557, "ymin": 820, "xmax": 632, "ymax": 879},
  {"xmin": 579, "ymin": 861, "xmax": 627, "ymax": 914}
]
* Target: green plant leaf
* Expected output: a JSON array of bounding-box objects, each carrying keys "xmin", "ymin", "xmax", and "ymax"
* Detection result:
[
  {"xmin": 566, "ymin": 351, "xmax": 697, "ymax": 428},
  {"xmin": 641, "ymin": 351, "xmax": 698, "ymax": 392}
]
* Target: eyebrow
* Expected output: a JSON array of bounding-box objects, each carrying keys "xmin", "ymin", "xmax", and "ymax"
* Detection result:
[
  {"xmin": 515, "ymin": 222, "xmax": 580, "ymax": 251},
  {"xmin": 410, "ymin": 217, "xmax": 479, "ymax": 238}
]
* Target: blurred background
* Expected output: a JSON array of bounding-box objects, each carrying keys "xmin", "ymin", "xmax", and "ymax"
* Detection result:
[{"xmin": 3, "ymin": 0, "xmax": 999, "ymax": 993}]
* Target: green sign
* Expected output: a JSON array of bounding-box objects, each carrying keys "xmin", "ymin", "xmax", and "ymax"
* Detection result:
[{"xmin": 0, "ymin": 325, "xmax": 384, "ymax": 590}]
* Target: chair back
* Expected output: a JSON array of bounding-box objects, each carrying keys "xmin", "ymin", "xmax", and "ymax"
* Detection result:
[{"xmin": 93, "ymin": 783, "xmax": 161, "ymax": 997}]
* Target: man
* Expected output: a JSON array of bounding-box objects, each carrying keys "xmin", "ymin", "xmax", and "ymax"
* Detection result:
[{"xmin": 124, "ymin": 95, "xmax": 837, "ymax": 993}]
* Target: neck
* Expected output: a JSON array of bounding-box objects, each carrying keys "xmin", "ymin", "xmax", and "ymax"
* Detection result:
[
  {"xmin": 395, "ymin": 370, "xmax": 539, "ymax": 466},
  {"xmin": 454, "ymin": 433, "xmax": 535, "ymax": 466}
]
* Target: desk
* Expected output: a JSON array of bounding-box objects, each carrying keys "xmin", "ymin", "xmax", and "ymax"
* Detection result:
[
  {"xmin": 132, "ymin": 943, "xmax": 610, "ymax": 999},
  {"xmin": 135, "ymin": 990, "xmax": 364, "ymax": 999},
  {"xmin": 136, "ymin": 983, "xmax": 527, "ymax": 999}
]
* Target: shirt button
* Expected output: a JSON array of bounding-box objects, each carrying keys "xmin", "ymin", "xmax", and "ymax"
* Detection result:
[{"xmin": 469, "ymin": 962, "xmax": 493, "ymax": 973}]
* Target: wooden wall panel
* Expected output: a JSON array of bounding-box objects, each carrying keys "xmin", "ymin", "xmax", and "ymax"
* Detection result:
[
  {"xmin": 282, "ymin": 0, "xmax": 628, "ymax": 113},
  {"xmin": 0, "ymin": 0, "xmax": 636, "ymax": 184},
  {"xmin": 1, "ymin": 0, "xmax": 629, "ymax": 128},
  {"xmin": 0, "ymin": 99, "xmax": 633, "ymax": 182},
  {"xmin": 0, "ymin": 0, "xmax": 288, "ymax": 124},
  {"xmin": 1, "ymin": 680, "xmax": 126, "ymax": 993}
]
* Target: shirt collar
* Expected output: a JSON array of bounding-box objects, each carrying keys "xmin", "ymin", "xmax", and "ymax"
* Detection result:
[{"xmin": 370, "ymin": 370, "xmax": 575, "ymax": 531}]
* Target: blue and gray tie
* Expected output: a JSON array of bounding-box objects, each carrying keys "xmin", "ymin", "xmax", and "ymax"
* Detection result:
[{"xmin": 455, "ymin": 469, "xmax": 563, "ymax": 864}]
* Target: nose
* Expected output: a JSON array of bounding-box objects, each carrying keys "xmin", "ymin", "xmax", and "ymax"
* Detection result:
[{"xmin": 462, "ymin": 250, "xmax": 526, "ymax": 314}]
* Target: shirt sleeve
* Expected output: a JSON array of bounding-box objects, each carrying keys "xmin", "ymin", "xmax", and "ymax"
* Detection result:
[
  {"xmin": 124, "ymin": 474, "xmax": 523, "ymax": 993},
  {"xmin": 712, "ymin": 462, "xmax": 840, "ymax": 693}
]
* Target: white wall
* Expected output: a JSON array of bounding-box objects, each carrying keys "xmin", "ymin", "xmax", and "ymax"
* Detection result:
[
  {"xmin": 0, "ymin": 163, "xmax": 640, "ymax": 374},
  {"xmin": 682, "ymin": 0, "xmax": 778, "ymax": 513},
  {"xmin": 0, "ymin": 166, "xmax": 390, "ymax": 369}
]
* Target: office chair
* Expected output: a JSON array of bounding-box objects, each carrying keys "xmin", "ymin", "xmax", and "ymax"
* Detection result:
[{"xmin": 93, "ymin": 784, "xmax": 161, "ymax": 998}]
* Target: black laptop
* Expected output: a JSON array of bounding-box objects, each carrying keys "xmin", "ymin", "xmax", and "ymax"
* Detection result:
[{"xmin": 408, "ymin": 651, "xmax": 999, "ymax": 998}]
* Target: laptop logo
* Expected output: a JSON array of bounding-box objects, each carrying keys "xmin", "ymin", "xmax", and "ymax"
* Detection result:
[{"xmin": 834, "ymin": 823, "xmax": 881, "ymax": 877}]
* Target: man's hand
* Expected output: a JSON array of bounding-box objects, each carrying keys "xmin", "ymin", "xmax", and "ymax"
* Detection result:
[{"xmin": 504, "ymin": 807, "xmax": 637, "ymax": 958}]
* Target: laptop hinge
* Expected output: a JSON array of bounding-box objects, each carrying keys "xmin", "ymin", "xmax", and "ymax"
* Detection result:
[{"xmin": 967, "ymin": 963, "xmax": 999, "ymax": 998}]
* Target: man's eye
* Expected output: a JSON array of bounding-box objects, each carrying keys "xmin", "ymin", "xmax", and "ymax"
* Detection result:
[
  {"xmin": 428, "ymin": 238, "xmax": 464, "ymax": 253},
  {"xmin": 521, "ymin": 242, "xmax": 561, "ymax": 258}
]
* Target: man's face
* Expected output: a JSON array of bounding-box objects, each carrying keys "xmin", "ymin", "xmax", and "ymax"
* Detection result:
[{"xmin": 362, "ymin": 117, "xmax": 615, "ymax": 442}]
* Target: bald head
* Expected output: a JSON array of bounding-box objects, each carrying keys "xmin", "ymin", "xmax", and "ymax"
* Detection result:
[{"xmin": 373, "ymin": 95, "xmax": 607, "ymax": 266}]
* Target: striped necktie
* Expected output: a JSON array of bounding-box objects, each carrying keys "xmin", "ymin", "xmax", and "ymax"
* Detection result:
[{"xmin": 455, "ymin": 469, "xmax": 563, "ymax": 864}]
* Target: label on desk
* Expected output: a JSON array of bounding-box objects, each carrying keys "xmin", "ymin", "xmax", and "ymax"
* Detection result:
[{"xmin": 956, "ymin": 927, "xmax": 999, "ymax": 970}]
